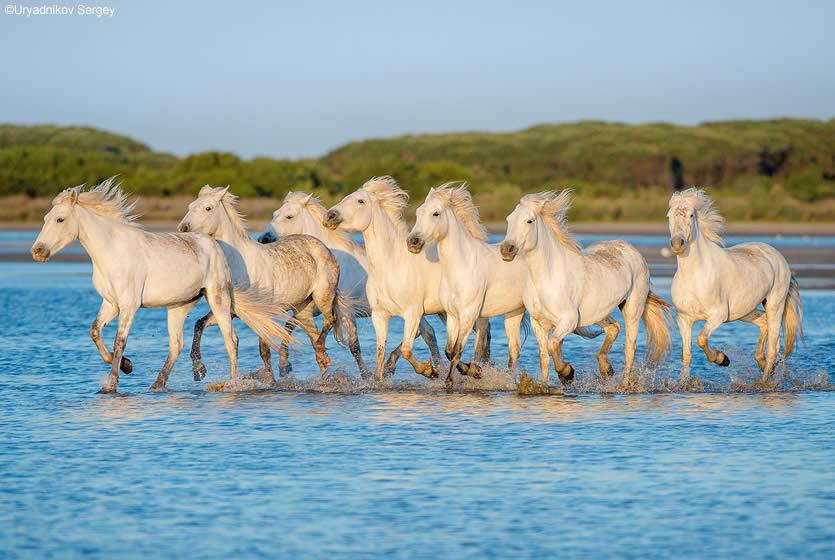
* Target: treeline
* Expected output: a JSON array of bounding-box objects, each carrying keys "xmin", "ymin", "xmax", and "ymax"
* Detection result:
[{"xmin": 1, "ymin": 120, "xmax": 834, "ymax": 222}]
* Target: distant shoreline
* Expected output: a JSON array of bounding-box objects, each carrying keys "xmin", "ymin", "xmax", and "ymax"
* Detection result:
[{"xmin": 4, "ymin": 221, "xmax": 835, "ymax": 236}]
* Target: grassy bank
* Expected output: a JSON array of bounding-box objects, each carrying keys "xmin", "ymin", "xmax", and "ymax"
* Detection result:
[{"xmin": 1, "ymin": 119, "xmax": 834, "ymax": 222}]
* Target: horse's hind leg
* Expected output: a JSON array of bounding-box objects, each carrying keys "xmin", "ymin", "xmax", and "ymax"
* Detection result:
[
  {"xmin": 402, "ymin": 311, "xmax": 439, "ymax": 381},
  {"xmin": 596, "ymin": 316, "xmax": 620, "ymax": 378},
  {"xmin": 101, "ymin": 304, "xmax": 137, "ymax": 394},
  {"xmin": 150, "ymin": 299, "xmax": 200, "ymax": 391},
  {"xmin": 740, "ymin": 310, "xmax": 767, "ymax": 371},
  {"xmin": 204, "ymin": 285, "xmax": 239, "ymax": 380},
  {"xmin": 90, "ymin": 300, "xmax": 132, "ymax": 374},
  {"xmin": 419, "ymin": 317, "xmax": 444, "ymax": 368},
  {"xmin": 762, "ymin": 296, "xmax": 788, "ymax": 382},
  {"xmin": 343, "ymin": 314, "xmax": 371, "ymax": 378},
  {"xmin": 277, "ymin": 320, "xmax": 297, "ymax": 376},
  {"xmin": 473, "ymin": 317, "xmax": 491, "ymax": 364},
  {"xmin": 190, "ymin": 311, "xmax": 218, "ymax": 381},
  {"xmin": 296, "ymin": 303, "xmax": 331, "ymax": 373}
]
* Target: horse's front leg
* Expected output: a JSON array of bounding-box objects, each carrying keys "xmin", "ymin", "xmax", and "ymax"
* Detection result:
[
  {"xmin": 676, "ymin": 313, "xmax": 695, "ymax": 372},
  {"xmin": 101, "ymin": 304, "xmax": 138, "ymax": 394},
  {"xmin": 419, "ymin": 316, "xmax": 444, "ymax": 368},
  {"xmin": 90, "ymin": 300, "xmax": 132, "ymax": 374},
  {"xmin": 150, "ymin": 300, "xmax": 200, "ymax": 392},
  {"xmin": 529, "ymin": 317, "xmax": 552, "ymax": 383},
  {"xmin": 696, "ymin": 314, "xmax": 730, "ymax": 367},
  {"xmin": 401, "ymin": 312, "xmax": 438, "ymax": 381},
  {"xmin": 504, "ymin": 311, "xmax": 524, "ymax": 372},
  {"xmin": 190, "ymin": 311, "xmax": 218, "ymax": 381},
  {"xmin": 548, "ymin": 320, "xmax": 577, "ymax": 384},
  {"xmin": 370, "ymin": 310, "xmax": 391, "ymax": 381}
]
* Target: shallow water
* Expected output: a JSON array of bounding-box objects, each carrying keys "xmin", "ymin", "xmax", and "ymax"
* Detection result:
[{"xmin": 2, "ymin": 260, "xmax": 835, "ymax": 558}]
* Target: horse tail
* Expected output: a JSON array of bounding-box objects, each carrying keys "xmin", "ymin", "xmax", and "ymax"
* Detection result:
[
  {"xmin": 642, "ymin": 291, "xmax": 672, "ymax": 366},
  {"xmin": 231, "ymin": 287, "xmax": 298, "ymax": 349},
  {"xmin": 782, "ymin": 275, "xmax": 803, "ymax": 359},
  {"xmin": 332, "ymin": 291, "xmax": 359, "ymax": 347}
]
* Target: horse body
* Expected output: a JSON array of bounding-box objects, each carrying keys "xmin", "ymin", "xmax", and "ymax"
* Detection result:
[
  {"xmin": 407, "ymin": 184, "xmax": 526, "ymax": 387},
  {"xmin": 31, "ymin": 178, "xmax": 292, "ymax": 393},
  {"xmin": 501, "ymin": 191, "xmax": 671, "ymax": 384},
  {"xmin": 179, "ymin": 186, "xmax": 355, "ymax": 379},
  {"xmin": 668, "ymin": 189, "xmax": 802, "ymax": 379},
  {"xmin": 325, "ymin": 177, "xmax": 454, "ymax": 380}
]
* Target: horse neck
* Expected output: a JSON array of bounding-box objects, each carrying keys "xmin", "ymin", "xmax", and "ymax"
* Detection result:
[
  {"xmin": 677, "ymin": 221, "xmax": 723, "ymax": 272},
  {"xmin": 302, "ymin": 210, "xmax": 365, "ymax": 261},
  {"xmin": 437, "ymin": 213, "xmax": 483, "ymax": 265},
  {"xmin": 527, "ymin": 223, "xmax": 582, "ymax": 277},
  {"xmin": 362, "ymin": 207, "xmax": 406, "ymax": 268},
  {"xmin": 76, "ymin": 208, "xmax": 136, "ymax": 270},
  {"xmin": 214, "ymin": 207, "xmax": 255, "ymax": 253}
]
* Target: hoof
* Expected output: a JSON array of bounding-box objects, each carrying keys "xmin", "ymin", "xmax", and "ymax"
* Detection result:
[
  {"xmin": 120, "ymin": 356, "xmax": 133, "ymax": 374},
  {"xmin": 444, "ymin": 376, "xmax": 454, "ymax": 391},
  {"xmin": 558, "ymin": 364, "xmax": 575, "ymax": 383},
  {"xmin": 751, "ymin": 378, "xmax": 779, "ymax": 391},
  {"xmin": 148, "ymin": 382, "xmax": 167, "ymax": 393},
  {"xmin": 417, "ymin": 365, "xmax": 439, "ymax": 379},
  {"xmin": 193, "ymin": 362, "xmax": 207, "ymax": 381},
  {"xmin": 598, "ymin": 362, "xmax": 614, "ymax": 378},
  {"xmin": 716, "ymin": 353, "xmax": 730, "ymax": 367},
  {"xmin": 98, "ymin": 384, "xmax": 118, "ymax": 395},
  {"xmin": 517, "ymin": 373, "xmax": 564, "ymax": 396},
  {"xmin": 463, "ymin": 362, "xmax": 483, "ymax": 379},
  {"xmin": 278, "ymin": 363, "xmax": 292, "ymax": 377}
]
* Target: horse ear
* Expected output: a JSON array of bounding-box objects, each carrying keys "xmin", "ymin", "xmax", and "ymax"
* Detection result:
[
  {"xmin": 199, "ymin": 185, "xmax": 214, "ymax": 196},
  {"xmin": 301, "ymin": 193, "xmax": 314, "ymax": 205},
  {"xmin": 68, "ymin": 188, "xmax": 79, "ymax": 206},
  {"xmin": 218, "ymin": 186, "xmax": 230, "ymax": 199}
]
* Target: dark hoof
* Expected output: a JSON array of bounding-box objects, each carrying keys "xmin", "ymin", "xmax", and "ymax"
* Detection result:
[
  {"xmin": 120, "ymin": 356, "xmax": 133, "ymax": 374},
  {"xmin": 193, "ymin": 362, "xmax": 207, "ymax": 381},
  {"xmin": 463, "ymin": 363, "xmax": 483, "ymax": 379},
  {"xmin": 149, "ymin": 383, "xmax": 167, "ymax": 393},
  {"xmin": 444, "ymin": 376, "xmax": 454, "ymax": 391},
  {"xmin": 558, "ymin": 364, "xmax": 575, "ymax": 383},
  {"xmin": 278, "ymin": 363, "xmax": 292, "ymax": 377},
  {"xmin": 717, "ymin": 353, "xmax": 730, "ymax": 367},
  {"xmin": 599, "ymin": 363, "xmax": 614, "ymax": 378}
]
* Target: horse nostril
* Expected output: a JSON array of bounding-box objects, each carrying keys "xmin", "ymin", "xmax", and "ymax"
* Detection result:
[{"xmin": 179, "ymin": 223, "xmax": 189, "ymax": 233}]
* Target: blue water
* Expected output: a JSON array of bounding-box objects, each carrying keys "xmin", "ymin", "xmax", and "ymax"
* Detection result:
[{"xmin": 2, "ymin": 258, "xmax": 835, "ymax": 558}]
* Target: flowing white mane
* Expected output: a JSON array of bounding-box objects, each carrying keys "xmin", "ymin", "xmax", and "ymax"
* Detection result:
[
  {"xmin": 428, "ymin": 182, "xmax": 486, "ymax": 241},
  {"xmin": 360, "ymin": 176, "xmax": 410, "ymax": 235},
  {"xmin": 283, "ymin": 191, "xmax": 360, "ymax": 253},
  {"xmin": 521, "ymin": 190, "xmax": 582, "ymax": 254},
  {"xmin": 669, "ymin": 187, "xmax": 725, "ymax": 245},
  {"xmin": 200, "ymin": 185, "xmax": 249, "ymax": 238},
  {"xmin": 54, "ymin": 176, "xmax": 141, "ymax": 226}
]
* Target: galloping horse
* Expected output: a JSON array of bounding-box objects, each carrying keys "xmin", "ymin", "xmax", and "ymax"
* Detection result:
[
  {"xmin": 258, "ymin": 191, "xmax": 442, "ymax": 376},
  {"xmin": 406, "ymin": 183, "xmax": 526, "ymax": 388},
  {"xmin": 501, "ymin": 190, "xmax": 671, "ymax": 385},
  {"xmin": 31, "ymin": 178, "xmax": 293, "ymax": 393},
  {"xmin": 179, "ymin": 186, "xmax": 354, "ymax": 381},
  {"xmin": 667, "ymin": 188, "xmax": 802, "ymax": 383},
  {"xmin": 325, "ymin": 177, "xmax": 488, "ymax": 381}
]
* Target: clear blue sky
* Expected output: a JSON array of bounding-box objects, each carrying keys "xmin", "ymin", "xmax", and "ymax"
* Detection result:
[{"xmin": 1, "ymin": 0, "xmax": 833, "ymax": 158}]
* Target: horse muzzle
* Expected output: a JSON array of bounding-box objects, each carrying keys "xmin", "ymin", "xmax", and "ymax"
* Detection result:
[
  {"xmin": 258, "ymin": 230, "xmax": 277, "ymax": 244},
  {"xmin": 323, "ymin": 210, "xmax": 342, "ymax": 230},
  {"xmin": 669, "ymin": 237, "xmax": 685, "ymax": 255},
  {"xmin": 499, "ymin": 242, "xmax": 518, "ymax": 261},
  {"xmin": 178, "ymin": 222, "xmax": 190, "ymax": 233},
  {"xmin": 31, "ymin": 244, "xmax": 50, "ymax": 263},
  {"xmin": 406, "ymin": 235, "xmax": 425, "ymax": 254}
]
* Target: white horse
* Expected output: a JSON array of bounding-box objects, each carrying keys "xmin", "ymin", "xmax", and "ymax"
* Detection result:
[
  {"xmin": 325, "ymin": 177, "xmax": 487, "ymax": 381},
  {"xmin": 31, "ymin": 178, "xmax": 292, "ymax": 393},
  {"xmin": 179, "ymin": 186, "xmax": 355, "ymax": 380},
  {"xmin": 258, "ymin": 191, "xmax": 443, "ymax": 375},
  {"xmin": 501, "ymin": 190, "xmax": 671, "ymax": 385},
  {"xmin": 667, "ymin": 188, "xmax": 802, "ymax": 383},
  {"xmin": 406, "ymin": 183, "xmax": 526, "ymax": 388}
]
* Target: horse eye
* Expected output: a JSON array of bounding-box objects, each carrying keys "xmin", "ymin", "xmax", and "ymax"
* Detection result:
[
  {"xmin": 286, "ymin": 215, "xmax": 293, "ymax": 220},
  {"xmin": 205, "ymin": 206, "xmax": 212, "ymax": 211},
  {"xmin": 432, "ymin": 211, "xmax": 440, "ymax": 217},
  {"xmin": 358, "ymin": 199, "xmax": 365, "ymax": 204},
  {"xmin": 526, "ymin": 219, "xmax": 534, "ymax": 224},
  {"xmin": 57, "ymin": 218, "xmax": 64, "ymax": 223}
]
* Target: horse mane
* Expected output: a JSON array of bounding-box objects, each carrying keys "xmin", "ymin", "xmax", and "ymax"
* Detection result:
[
  {"xmin": 54, "ymin": 176, "xmax": 141, "ymax": 227},
  {"xmin": 429, "ymin": 182, "xmax": 486, "ymax": 241},
  {"xmin": 669, "ymin": 187, "xmax": 725, "ymax": 245},
  {"xmin": 360, "ymin": 176, "xmax": 409, "ymax": 235},
  {"xmin": 199, "ymin": 186, "xmax": 249, "ymax": 238},
  {"xmin": 521, "ymin": 190, "xmax": 582, "ymax": 254},
  {"xmin": 283, "ymin": 191, "xmax": 360, "ymax": 253}
]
